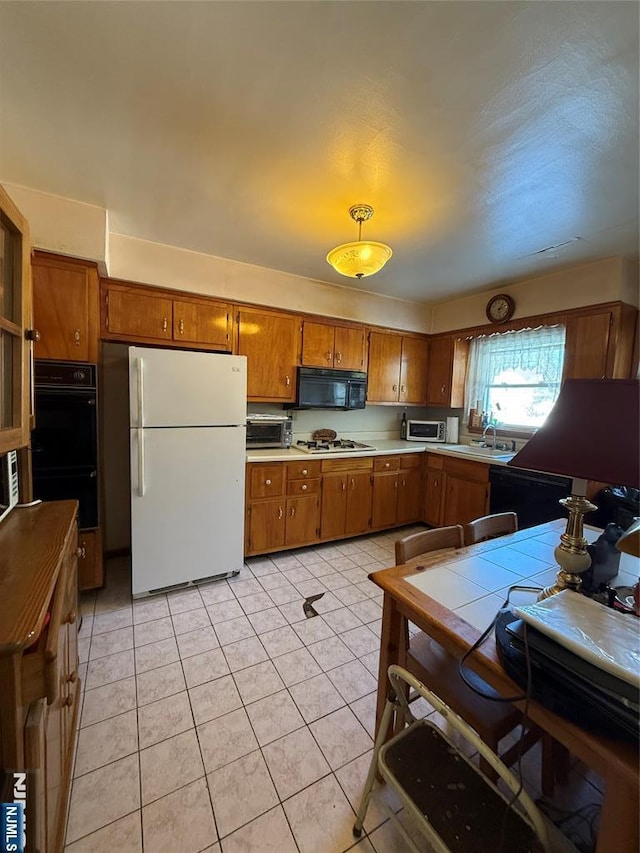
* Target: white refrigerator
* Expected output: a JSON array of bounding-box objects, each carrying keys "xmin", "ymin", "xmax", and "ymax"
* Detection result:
[{"xmin": 129, "ymin": 346, "xmax": 247, "ymax": 596}]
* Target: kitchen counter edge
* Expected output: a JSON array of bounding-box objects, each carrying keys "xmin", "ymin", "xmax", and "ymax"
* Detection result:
[{"xmin": 246, "ymin": 441, "xmax": 515, "ymax": 466}]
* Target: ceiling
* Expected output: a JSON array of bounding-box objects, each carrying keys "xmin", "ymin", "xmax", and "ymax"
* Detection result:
[{"xmin": 0, "ymin": 2, "xmax": 638, "ymax": 304}]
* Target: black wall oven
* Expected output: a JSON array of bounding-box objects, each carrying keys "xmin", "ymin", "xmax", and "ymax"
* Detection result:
[{"xmin": 32, "ymin": 361, "xmax": 99, "ymax": 529}]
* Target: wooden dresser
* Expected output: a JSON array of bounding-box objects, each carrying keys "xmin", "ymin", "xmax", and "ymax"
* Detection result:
[{"xmin": 0, "ymin": 501, "xmax": 80, "ymax": 853}]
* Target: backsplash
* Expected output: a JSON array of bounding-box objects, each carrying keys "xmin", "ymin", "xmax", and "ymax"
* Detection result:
[{"xmin": 247, "ymin": 403, "xmax": 463, "ymax": 442}]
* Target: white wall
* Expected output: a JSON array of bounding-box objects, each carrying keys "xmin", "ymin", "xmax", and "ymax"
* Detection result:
[{"xmin": 430, "ymin": 257, "xmax": 635, "ymax": 333}]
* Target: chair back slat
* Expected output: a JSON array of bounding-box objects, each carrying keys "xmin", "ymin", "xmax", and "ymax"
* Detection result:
[
  {"xmin": 395, "ymin": 525, "xmax": 464, "ymax": 564},
  {"xmin": 464, "ymin": 512, "xmax": 518, "ymax": 545}
]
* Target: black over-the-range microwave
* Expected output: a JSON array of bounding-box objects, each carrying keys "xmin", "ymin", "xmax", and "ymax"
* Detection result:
[{"xmin": 289, "ymin": 367, "xmax": 367, "ymax": 410}]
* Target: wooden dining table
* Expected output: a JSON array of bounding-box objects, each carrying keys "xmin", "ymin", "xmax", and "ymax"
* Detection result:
[{"xmin": 369, "ymin": 519, "xmax": 639, "ymax": 853}]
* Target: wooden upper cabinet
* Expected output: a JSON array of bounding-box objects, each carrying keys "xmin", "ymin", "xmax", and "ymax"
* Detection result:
[
  {"xmin": 334, "ymin": 325, "xmax": 366, "ymax": 370},
  {"xmin": 0, "ymin": 184, "xmax": 31, "ymax": 454},
  {"xmin": 173, "ymin": 299, "xmax": 231, "ymax": 349},
  {"xmin": 105, "ymin": 284, "xmax": 173, "ymax": 342},
  {"xmin": 301, "ymin": 320, "xmax": 366, "ymax": 371},
  {"xmin": 367, "ymin": 331, "xmax": 429, "ymax": 404},
  {"xmin": 367, "ymin": 331, "xmax": 402, "ymax": 402},
  {"xmin": 426, "ymin": 335, "xmax": 469, "ymax": 407},
  {"xmin": 399, "ymin": 336, "xmax": 429, "ymax": 404},
  {"xmin": 102, "ymin": 280, "xmax": 232, "ymax": 351},
  {"xmin": 32, "ymin": 252, "xmax": 99, "ymax": 363},
  {"xmin": 237, "ymin": 308, "xmax": 300, "ymax": 401},
  {"xmin": 562, "ymin": 306, "xmax": 637, "ymax": 381}
]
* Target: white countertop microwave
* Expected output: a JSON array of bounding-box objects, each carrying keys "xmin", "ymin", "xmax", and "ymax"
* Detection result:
[{"xmin": 406, "ymin": 420, "xmax": 446, "ymax": 442}]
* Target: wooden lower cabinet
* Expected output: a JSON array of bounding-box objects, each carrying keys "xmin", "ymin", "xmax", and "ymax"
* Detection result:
[
  {"xmin": 248, "ymin": 499, "xmax": 286, "ymax": 553},
  {"xmin": 321, "ymin": 470, "xmax": 373, "ymax": 540},
  {"xmin": 371, "ymin": 472, "xmax": 399, "ymax": 528},
  {"xmin": 425, "ymin": 455, "xmax": 490, "ymax": 528},
  {"xmin": 396, "ymin": 466, "xmax": 422, "ymax": 524},
  {"xmin": 0, "ymin": 501, "xmax": 80, "ymax": 853},
  {"xmin": 285, "ymin": 495, "xmax": 319, "ymax": 546},
  {"xmin": 77, "ymin": 527, "xmax": 103, "ymax": 590}
]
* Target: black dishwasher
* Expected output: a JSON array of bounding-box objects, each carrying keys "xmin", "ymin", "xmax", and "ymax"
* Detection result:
[{"xmin": 489, "ymin": 466, "xmax": 572, "ymax": 530}]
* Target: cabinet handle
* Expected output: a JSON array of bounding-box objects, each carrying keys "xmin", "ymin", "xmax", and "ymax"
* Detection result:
[
  {"xmin": 326, "ymin": 351, "xmax": 333, "ymax": 363},
  {"xmin": 384, "ymin": 462, "xmax": 390, "ymax": 468},
  {"xmin": 278, "ymin": 506, "xmax": 283, "ymax": 520},
  {"xmin": 65, "ymin": 610, "xmax": 77, "ymax": 625},
  {"xmin": 290, "ymin": 505, "xmax": 296, "ymax": 518},
  {"xmin": 67, "ymin": 671, "xmax": 78, "ymax": 684},
  {"xmin": 392, "ymin": 384, "xmax": 398, "ymax": 392},
  {"xmin": 64, "ymin": 695, "xmax": 74, "ymax": 707},
  {"xmin": 179, "ymin": 319, "xmax": 184, "ymax": 335},
  {"xmin": 394, "ymin": 480, "xmax": 398, "ymax": 488},
  {"xmin": 265, "ymin": 478, "xmax": 272, "ymax": 486},
  {"xmin": 441, "ymin": 384, "xmax": 446, "ymax": 396},
  {"xmin": 301, "ymin": 484, "xmax": 308, "ymax": 491},
  {"xmin": 285, "ymin": 375, "xmax": 291, "ymax": 386},
  {"xmin": 434, "ymin": 479, "xmax": 439, "ymax": 487},
  {"xmin": 350, "ymin": 478, "xmax": 355, "ymax": 490},
  {"xmin": 301, "ymin": 469, "xmax": 308, "ymax": 476},
  {"xmin": 335, "ymin": 351, "xmax": 342, "ymax": 364},
  {"xmin": 162, "ymin": 317, "xmax": 168, "ymax": 332},
  {"xmin": 400, "ymin": 384, "xmax": 406, "ymax": 393},
  {"xmin": 342, "ymin": 481, "xmax": 346, "ymax": 491},
  {"xmin": 73, "ymin": 328, "xmax": 81, "ymax": 346},
  {"xmin": 25, "ymin": 328, "xmax": 41, "ymax": 342}
]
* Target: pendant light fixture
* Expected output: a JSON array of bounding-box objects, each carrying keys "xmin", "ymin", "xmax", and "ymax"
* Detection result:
[{"xmin": 326, "ymin": 204, "xmax": 393, "ymax": 279}]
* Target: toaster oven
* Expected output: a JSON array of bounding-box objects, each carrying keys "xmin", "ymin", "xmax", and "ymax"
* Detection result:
[{"xmin": 246, "ymin": 413, "xmax": 293, "ymax": 449}]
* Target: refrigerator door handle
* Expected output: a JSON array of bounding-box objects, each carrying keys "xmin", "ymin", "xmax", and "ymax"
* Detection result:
[
  {"xmin": 137, "ymin": 428, "xmax": 146, "ymax": 497},
  {"xmin": 137, "ymin": 357, "xmax": 145, "ymax": 428}
]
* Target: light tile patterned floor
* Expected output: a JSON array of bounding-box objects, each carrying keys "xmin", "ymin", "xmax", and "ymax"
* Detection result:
[{"xmin": 66, "ymin": 525, "xmax": 602, "ymax": 853}]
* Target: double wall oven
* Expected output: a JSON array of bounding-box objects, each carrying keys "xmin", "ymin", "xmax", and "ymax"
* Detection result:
[{"xmin": 32, "ymin": 361, "xmax": 99, "ymax": 530}]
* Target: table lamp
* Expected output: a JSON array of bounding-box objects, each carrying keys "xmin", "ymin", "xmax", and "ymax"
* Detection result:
[{"xmin": 507, "ymin": 379, "xmax": 640, "ymax": 599}]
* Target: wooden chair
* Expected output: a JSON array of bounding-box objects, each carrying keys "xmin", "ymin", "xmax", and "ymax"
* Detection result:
[
  {"xmin": 464, "ymin": 511, "xmax": 518, "ymax": 545},
  {"xmin": 395, "ymin": 525, "xmax": 464, "ymax": 565},
  {"xmin": 394, "ymin": 523, "xmax": 540, "ymax": 784}
]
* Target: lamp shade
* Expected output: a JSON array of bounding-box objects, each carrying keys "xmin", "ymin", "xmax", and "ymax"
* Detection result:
[
  {"xmin": 507, "ymin": 379, "xmax": 640, "ymax": 487},
  {"xmin": 326, "ymin": 240, "xmax": 393, "ymax": 279}
]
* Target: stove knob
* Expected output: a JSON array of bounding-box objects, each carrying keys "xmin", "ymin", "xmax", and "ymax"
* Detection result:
[{"xmin": 73, "ymin": 369, "xmax": 86, "ymax": 382}]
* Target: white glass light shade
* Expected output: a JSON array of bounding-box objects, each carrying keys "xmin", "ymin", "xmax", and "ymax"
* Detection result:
[{"xmin": 326, "ymin": 240, "xmax": 393, "ymax": 279}]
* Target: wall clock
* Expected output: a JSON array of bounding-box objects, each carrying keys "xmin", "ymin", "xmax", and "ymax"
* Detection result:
[{"xmin": 486, "ymin": 293, "xmax": 515, "ymax": 324}]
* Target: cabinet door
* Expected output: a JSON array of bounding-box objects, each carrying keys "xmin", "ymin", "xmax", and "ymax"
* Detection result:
[
  {"xmin": 399, "ymin": 336, "xmax": 429, "ymax": 405},
  {"xmin": 247, "ymin": 499, "xmax": 286, "ymax": 552},
  {"xmin": 424, "ymin": 469, "xmax": 444, "ymax": 527},
  {"xmin": 286, "ymin": 495, "xmax": 319, "ymax": 547},
  {"xmin": 367, "ymin": 332, "xmax": 402, "ymax": 402},
  {"xmin": 32, "ymin": 254, "xmax": 99, "ymax": 363},
  {"xmin": 302, "ymin": 321, "xmax": 335, "ymax": 368},
  {"xmin": 563, "ymin": 312, "xmax": 611, "ymax": 380},
  {"xmin": 334, "ymin": 326, "xmax": 366, "ymax": 371},
  {"xmin": 173, "ymin": 299, "xmax": 232, "ymax": 350},
  {"xmin": 106, "ymin": 287, "xmax": 173, "ymax": 342},
  {"xmin": 0, "ymin": 185, "xmax": 31, "ymax": 454},
  {"xmin": 442, "ymin": 475, "xmax": 488, "ymax": 526},
  {"xmin": 77, "ymin": 528, "xmax": 103, "ymax": 591},
  {"xmin": 345, "ymin": 471, "xmax": 373, "ymax": 536},
  {"xmin": 426, "ymin": 336, "xmax": 453, "ymax": 406},
  {"xmin": 321, "ymin": 473, "xmax": 347, "ymax": 539},
  {"xmin": 397, "ymin": 468, "xmax": 422, "ymax": 524},
  {"xmin": 238, "ymin": 310, "xmax": 299, "ymax": 401},
  {"xmin": 371, "ymin": 473, "xmax": 398, "ymax": 529}
]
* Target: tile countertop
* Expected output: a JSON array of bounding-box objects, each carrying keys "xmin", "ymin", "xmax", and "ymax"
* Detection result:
[{"xmin": 246, "ymin": 440, "xmax": 516, "ymax": 465}]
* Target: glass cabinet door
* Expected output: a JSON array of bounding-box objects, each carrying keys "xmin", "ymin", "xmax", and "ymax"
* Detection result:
[{"xmin": 0, "ymin": 184, "xmax": 31, "ymax": 454}]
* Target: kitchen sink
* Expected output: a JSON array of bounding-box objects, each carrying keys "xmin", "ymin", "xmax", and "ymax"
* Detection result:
[{"xmin": 441, "ymin": 444, "xmax": 515, "ymax": 460}]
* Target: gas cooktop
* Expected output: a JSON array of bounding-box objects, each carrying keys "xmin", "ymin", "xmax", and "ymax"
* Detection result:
[{"xmin": 295, "ymin": 439, "xmax": 376, "ymax": 454}]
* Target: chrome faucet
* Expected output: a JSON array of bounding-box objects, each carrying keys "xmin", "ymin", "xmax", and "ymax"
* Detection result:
[{"xmin": 482, "ymin": 423, "xmax": 497, "ymax": 448}]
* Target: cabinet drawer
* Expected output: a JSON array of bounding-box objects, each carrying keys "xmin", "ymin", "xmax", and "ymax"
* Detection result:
[
  {"xmin": 287, "ymin": 479, "xmax": 320, "ymax": 497},
  {"xmin": 249, "ymin": 465, "xmax": 285, "ymax": 498},
  {"xmin": 400, "ymin": 454, "xmax": 422, "ymax": 470},
  {"xmin": 287, "ymin": 460, "xmax": 322, "ymax": 480},
  {"xmin": 373, "ymin": 456, "xmax": 400, "ymax": 472},
  {"xmin": 426, "ymin": 454, "xmax": 444, "ymax": 470},
  {"xmin": 322, "ymin": 457, "xmax": 373, "ymax": 473}
]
